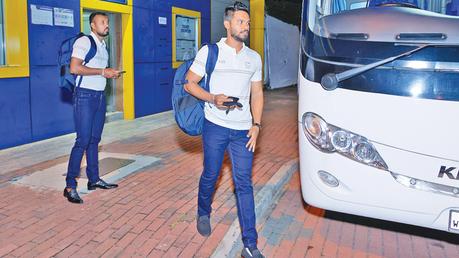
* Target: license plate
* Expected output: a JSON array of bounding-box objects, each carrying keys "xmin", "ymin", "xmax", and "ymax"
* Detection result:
[{"xmin": 449, "ymin": 210, "xmax": 459, "ymax": 232}]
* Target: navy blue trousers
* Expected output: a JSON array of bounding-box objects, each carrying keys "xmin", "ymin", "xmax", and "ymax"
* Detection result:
[
  {"xmin": 198, "ymin": 119, "xmax": 257, "ymax": 248},
  {"xmin": 66, "ymin": 87, "xmax": 106, "ymax": 189}
]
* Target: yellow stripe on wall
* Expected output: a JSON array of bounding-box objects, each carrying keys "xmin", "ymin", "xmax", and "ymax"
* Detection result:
[
  {"xmin": 250, "ymin": 0, "xmax": 265, "ymax": 70},
  {"xmin": 0, "ymin": 0, "xmax": 30, "ymax": 78},
  {"xmin": 121, "ymin": 12, "xmax": 134, "ymax": 119},
  {"xmin": 81, "ymin": 0, "xmax": 132, "ymax": 14}
]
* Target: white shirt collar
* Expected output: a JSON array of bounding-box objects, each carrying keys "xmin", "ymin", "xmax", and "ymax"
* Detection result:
[
  {"xmin": 90, "ymin": 31, "xmax": 106, "ymax": 48},
  {"xmin": 219, "ymin": 37, "xmax": 246, "ymax": 54}
]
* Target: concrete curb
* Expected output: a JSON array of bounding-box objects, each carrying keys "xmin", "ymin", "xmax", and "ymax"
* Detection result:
[{"xmin": 211, "ymin": 159, "xmax": 299, "ymax": 258}]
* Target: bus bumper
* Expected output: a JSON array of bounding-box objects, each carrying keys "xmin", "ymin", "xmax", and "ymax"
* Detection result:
[{"xmin": 298, "ymin": 123, "xmax": 459, "ymax": 234}]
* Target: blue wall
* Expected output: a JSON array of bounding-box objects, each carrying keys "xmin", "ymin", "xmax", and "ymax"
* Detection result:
[
  {"xmin": 28, "ymin": 0, "xmax": 81, "ymax": 143},
  {"xmin": 133, "ymin": 0, "xmax": 211, "ymax": 117},
  {"xmin": 0, "ymin": 0, "xmax": 80, "ymax": 149},
  {"xmin": 0, "ymin": 0, "xmax": 210, "ymax": 149},
  {"xmin": 0, "ymin": 78, "xmax": 32, "ymax": 149}
]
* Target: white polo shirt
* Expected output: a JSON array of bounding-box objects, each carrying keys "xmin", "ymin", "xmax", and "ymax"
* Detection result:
[
  {"xmin": 71, "ymin": 31, "xmax": 109, "ymax": 91},
  {"xmin": 190, "ymin": 38, "xmax": 262, "ymax": 130}
]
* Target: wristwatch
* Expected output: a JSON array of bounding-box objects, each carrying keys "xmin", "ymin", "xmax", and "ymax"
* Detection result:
[{"xmin": 253, "ymin": 123, "xmax": 262, "ymax": 129}]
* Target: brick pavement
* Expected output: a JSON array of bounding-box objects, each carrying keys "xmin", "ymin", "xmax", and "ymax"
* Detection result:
[
  {"xmin": 257, "ymin": 172, "xmax": 459, "ymax": 258},
  {"xmin": 0, "ymin": 87, "xmax": 458, "ymax": 258},
  {"xmin": 0, "ymin": 88, "xmax": 298, "ymax": 257}
]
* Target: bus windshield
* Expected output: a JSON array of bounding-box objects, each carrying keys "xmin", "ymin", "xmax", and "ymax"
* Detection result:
[
  {"xmin": 315, "ymin": 0, "xmax": 459, "ymax": 17},
  {"xmin": 307, "ymin": 0, "xmax": 459, "ymax": 44},
  {"xmin": 302, "ymin": 0, "xmax": 459, "ymax": 101}
]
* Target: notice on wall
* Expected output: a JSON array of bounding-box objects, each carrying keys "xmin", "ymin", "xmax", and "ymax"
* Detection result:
[
  {"xmin": 54, "ymin": 8, "xmax": 74, "ymax": 27},
  {"xmin": 31, "ymin": 4, "xmax": 53, "ymax": 26},
  {"xmin": 176, "ymin": 40, "xmax": 196, "ymax": 61},
  {"xmin": 158, "ymin": 17, "xmax": 167, "ymax": 25},
  {"xmin": 176, "ymin": 16, "xmax": 196, "ymax": 41},
  {"xmin": 175, "ymin": 15, "xmax": 197, "ymax": 61}
]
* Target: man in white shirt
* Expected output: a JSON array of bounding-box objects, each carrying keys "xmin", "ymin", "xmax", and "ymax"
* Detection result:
[
  {"xmin": 64, "ymin": 12, "xmax": 121, "ymax": 204},
  {"xmin": 184, "ymin": 2, "xmax": 264, "ymax": 257}
]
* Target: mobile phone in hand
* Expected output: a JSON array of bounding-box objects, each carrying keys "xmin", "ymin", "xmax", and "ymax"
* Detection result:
[
  {"xmin": 223, "ymin": 96, "xmax": 242, "ymax": 107},
  {"xmin": 222, "ymin": 101, "xmax": 243, "ymax": 108}
]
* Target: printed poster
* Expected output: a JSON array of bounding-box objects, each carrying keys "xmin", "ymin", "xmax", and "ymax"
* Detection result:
[
  {"xmin": 54, "ymin": 8, "xmax": 74, "ymax": 27},
  {"xmin": 31, "ymin": 4, "xmax": 53, "ymax": 26}
]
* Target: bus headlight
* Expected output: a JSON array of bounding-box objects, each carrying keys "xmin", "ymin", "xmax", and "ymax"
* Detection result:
[
  {"xmin": 303, "ymin": 112, "xmax": 334, "ymax": 152},
  {"xmin": 331, "ymin": 130, "xmax": 352, "ymax": 152},
  {"xmin": 302, "ymin": 112, "xmax": 388, "ymax": 171}
]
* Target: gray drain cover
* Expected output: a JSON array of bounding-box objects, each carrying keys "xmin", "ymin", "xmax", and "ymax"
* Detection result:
[
  {"xmin": 79, "ymin": 158, "xmax": 135, "ymax": 178},
  {"xmin": 14, "ymin": 152, "xmax": 160, "ymax": 192}
]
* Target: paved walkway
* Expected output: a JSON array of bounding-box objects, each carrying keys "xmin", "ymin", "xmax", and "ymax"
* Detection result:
[
  {"xmin": 0, "ymin": 88, "xmax": 298, "ymax": 257},
  {"xmin": 0, "ymin": 87, "xmax": 457, "ymax": 258},
  {"xmin": 257, "ymin": 173, "xmax": 459, "ymax": 258}
]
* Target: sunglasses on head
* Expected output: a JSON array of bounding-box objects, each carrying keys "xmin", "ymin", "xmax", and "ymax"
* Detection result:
[{"xmin": 225, "ymin": 1, "xmax": 249, "ymax": 13}]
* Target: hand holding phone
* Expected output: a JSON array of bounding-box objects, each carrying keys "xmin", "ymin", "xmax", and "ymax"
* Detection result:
[
  {"xmin": 115, "ymin": 70, "xmax": 126, "ymax": 79},
  {"xmin": 223, "ymin": 96, "xmax": 243, "ymax": 114},
  {"xmin": 222, "ymin": 96, "xmax": 242, "ymax": 107}
]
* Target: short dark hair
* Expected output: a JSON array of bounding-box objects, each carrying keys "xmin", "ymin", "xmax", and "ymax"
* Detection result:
[
  {"xmin": 89, "ymin": 12, "xmax": 108, "ymax": 25},
  {"xmin": 224, "ymin": 1, "xmax": 249, "ymax": 21}
]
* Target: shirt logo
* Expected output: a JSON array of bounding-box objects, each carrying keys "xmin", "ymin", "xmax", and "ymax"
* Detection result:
[{"xmin": 244, "ymin": 61, "xmax": 251, "ymax": 69}]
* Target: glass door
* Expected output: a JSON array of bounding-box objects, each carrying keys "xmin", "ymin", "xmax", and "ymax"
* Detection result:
[{"xmin": 82, "ymin": 11, "xmax": 123, "ymax": 115}]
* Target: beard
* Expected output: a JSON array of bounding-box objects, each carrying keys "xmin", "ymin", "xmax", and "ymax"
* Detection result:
[
  {"xmin": 97, "ymin": 30, "xmax": 109, "ymax": 37},
  {"xmin": 231, "ymin": 30, "xmax": 249, "ymax": 42}
]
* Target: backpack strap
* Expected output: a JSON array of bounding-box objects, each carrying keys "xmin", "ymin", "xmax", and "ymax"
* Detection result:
[
  {"xmin": 76, "ymin": 35, "xmax": 98, "ymax": 88},
  {"xmin": 204, "ymin": 44, "xmax": 219, "ymax": 92},
  {"xmin": 84, "ymin": 36, "xmax": 97, "ymax": 64}
]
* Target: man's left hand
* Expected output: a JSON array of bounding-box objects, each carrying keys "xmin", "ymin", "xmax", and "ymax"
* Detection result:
[{"xmin": 246, "ymin": 126, "xmax": 260, "ymax": 152}]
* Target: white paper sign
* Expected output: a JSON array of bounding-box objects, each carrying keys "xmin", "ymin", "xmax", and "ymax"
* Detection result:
[
  {"xmin": 176, "ymin": 40, "xmax": 196, "ymax": 61},
  {"xmin": 31, "ymin": 4, "xmax": 53, "ymax": 26},
  {"xmin": 158, "ymin": 17, "xmax": 167, "ymax": 25},
  {"xmin": 54, "ymin": 8, "xmax": 74, "ymax": 27},
  {"xmin": 176, "ymin": 16, "xmax": 196, "ymax": 40}
]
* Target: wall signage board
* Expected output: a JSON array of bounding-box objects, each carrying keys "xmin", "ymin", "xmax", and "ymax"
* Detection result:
[
  {"xmin": 159, "ymin": 17, "xmax": 167, "ymax": 25},
  {"xmin": 54, "ymin": 8, "xmax": 74, "ymax": 27},
  {"xmin": 175, "ymin": 15, "xmax": 197, "ymax": 61},
  {"xmin": 31, "ymin": 5, "xmax": 53, "ymax": 26}
]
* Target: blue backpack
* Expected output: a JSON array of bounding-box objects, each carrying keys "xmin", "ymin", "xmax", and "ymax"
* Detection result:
[
  {"xmin": 172, "ymin": 44, "xmax": 219, "ymax": 136},
  {"xmin": 58, "ymin": 32, "xmax": 97, "ymax": 92}
]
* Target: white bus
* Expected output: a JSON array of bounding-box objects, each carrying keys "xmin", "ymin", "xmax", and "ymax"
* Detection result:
[{"xmin": 298, "ymin": 0, "xmax": 459, "ymax": 234}]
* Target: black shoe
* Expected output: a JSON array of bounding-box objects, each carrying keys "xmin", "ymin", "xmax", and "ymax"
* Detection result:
[
  {"xmin": 197, "ymin": 215, "xmax": 211, "ymax": 237},
  {"xmin": 63, "ymin": 188, "xmax": 83, "ymax": 204},
  {"xmin": 87, "ymin": 179, "xmax": 118, "ymax": 190},
  {"xmin": 242, "ymin": 247, "xmax": 265, "ymax": 258}
]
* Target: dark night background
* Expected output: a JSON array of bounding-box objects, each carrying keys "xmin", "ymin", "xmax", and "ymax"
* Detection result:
[{"xmin": 266, "ymin": 0, "xmax": 303, "ymax": 26}]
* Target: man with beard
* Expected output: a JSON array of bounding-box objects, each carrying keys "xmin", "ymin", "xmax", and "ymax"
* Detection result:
[
  {"xmin": 184, "ymin": 2, "xmax": 264, "ymax": 257},
  {"xmin": 64, "ymin": 12, "xmax": 120, "ymax": 204}
]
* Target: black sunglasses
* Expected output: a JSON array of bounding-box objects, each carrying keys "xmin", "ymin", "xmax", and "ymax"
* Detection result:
[{"xmin": 225, "ymin": 1, "xmax": 249, "ymax": 13}]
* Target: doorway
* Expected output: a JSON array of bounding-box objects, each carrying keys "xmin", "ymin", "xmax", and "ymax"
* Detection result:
[{"xmin": 82, "ymin": 10, "xmax": 124, "ymax": 117}]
